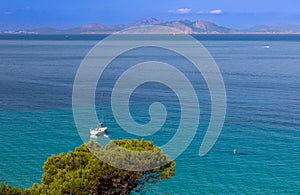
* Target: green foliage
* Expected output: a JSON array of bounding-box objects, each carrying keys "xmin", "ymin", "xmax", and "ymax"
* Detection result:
[
  {"xmin": 0, "ymin": 139, "xmax": 175, "ymax": 195},
  {"xmin": 0, "ymin": 184, "xmax": 21, "ymax": 195},
  {"xmin": 0, "ymin": 184, "xmax": 31, "ymax": 195}
]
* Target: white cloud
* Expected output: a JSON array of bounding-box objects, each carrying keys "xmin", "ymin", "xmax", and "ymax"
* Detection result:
[
  {"xmin": 169, "ymin": 8, "xmax": 192, "ymax": 14},
  {"xmin": 197, "ymin": 9, "xmax": 223, "ymax": 15},
  {"xmin": 210, "ymin": 9, "xmax": 223, "ymax": 15}
]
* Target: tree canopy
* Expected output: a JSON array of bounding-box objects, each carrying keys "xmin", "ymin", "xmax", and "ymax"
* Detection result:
[{"xmin": 0, "ymin": 139, "xmax": 175, "ymax": 195}]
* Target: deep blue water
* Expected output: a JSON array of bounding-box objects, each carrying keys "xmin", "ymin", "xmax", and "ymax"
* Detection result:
[{"xmin": 0, "ymin": 35, "xmax": 299, "ymax": 194}]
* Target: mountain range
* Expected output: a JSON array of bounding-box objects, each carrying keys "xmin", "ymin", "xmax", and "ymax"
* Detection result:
[{"xmin": 3, "ymin": 18, "xmax": 300, "ymax": 34}]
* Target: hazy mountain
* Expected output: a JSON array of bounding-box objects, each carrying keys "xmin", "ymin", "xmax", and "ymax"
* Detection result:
[
  {"xmin": 2, "ymin": 18, "xmax": 300, "ymax": 34},
  {"xmin": 124, "ymin": 17, "xmax": 164, "ymax": 27},
  {"xmin": 244, "ymin": 23, "xmax": 300, "ymax": 33}
]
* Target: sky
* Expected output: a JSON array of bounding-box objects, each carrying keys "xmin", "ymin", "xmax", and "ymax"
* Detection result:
[{"xmin": 1, "ymin": 0, "xmax": 300, "ymax": 30}]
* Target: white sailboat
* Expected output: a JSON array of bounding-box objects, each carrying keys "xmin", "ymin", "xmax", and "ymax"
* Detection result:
[
  {"xmin": 90, "ymin": 121, "xmax": 108, "ymax": 136},
  {"xmin": 90, "ymin": 95, "xmax": 108, "ymax": 136}
]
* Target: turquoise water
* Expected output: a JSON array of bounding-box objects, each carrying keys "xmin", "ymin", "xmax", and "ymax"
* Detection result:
[{"xmin": 0, "ymin": 35, "xmax": 299, "ymax": 194}]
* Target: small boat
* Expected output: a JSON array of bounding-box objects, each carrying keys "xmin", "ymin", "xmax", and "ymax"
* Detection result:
[{"xmin": 90, "ymin": 122, "xmax": 108, "ymax": 136}]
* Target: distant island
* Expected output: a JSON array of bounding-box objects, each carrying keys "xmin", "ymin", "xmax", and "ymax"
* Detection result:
[{"xmin": 2, "ymin": 17, "xmax": 300, "ymax": 35}]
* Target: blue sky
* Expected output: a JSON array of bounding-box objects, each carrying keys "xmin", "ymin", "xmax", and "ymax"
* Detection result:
[{"xmin": 1, "ymin": 0, "xmax": 300, "ymax": 30}]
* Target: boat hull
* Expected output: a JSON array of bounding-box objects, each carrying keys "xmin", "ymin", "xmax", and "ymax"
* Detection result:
[{"xmin": 90, "ymin": 127, "xmax": 108, "ymax": 136}]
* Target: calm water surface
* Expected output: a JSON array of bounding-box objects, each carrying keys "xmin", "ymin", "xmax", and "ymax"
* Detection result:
[{"xmin": 0, "ymin": 35, "xmax": 299, "ymax": 194}]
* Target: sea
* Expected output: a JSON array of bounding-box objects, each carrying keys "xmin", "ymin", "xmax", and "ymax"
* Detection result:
[{"xmin": 0, "ymin": 34, "xmax": 299, "ymax": 194}]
